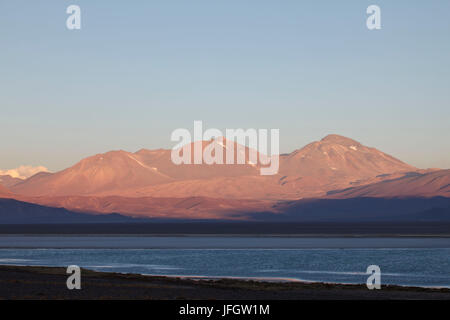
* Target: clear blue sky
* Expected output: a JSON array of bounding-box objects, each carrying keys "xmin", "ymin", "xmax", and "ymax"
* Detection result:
[{"xmin": 1, "ymin": 0, "xmax": 449, "ymax": 171}]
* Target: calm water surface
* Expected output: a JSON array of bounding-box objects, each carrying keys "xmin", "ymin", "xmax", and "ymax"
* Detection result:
[{"xmin": 0, "ymin": 236, "xmax": 449, "ymax": 288}]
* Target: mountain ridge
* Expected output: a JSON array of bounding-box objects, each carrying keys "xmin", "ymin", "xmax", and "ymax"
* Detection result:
[
  {"xmin": 10, "ymin": 134, "xmax": 418, "ymax": 200},
  {"xmin": 3, "ymin": 134, "xmax": 449, "ymax": 221},
  {"xmin": 327, "ymin": 169, "xmax": 450, "ymax": 198}
]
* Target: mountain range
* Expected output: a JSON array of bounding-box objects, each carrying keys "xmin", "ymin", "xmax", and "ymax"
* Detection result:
[{"xmin": 1, "ymin": 134, "xmax": 449, "ymax": 223}]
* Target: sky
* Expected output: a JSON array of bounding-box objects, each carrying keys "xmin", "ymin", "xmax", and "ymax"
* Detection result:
[{"xmin": 1, "ymin": 0, "xmax": 449, "ymax": 173}]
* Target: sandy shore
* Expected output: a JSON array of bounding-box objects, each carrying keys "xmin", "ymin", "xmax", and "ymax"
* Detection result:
[{"xmin": 0, "ymin": 265, "xmax": 449, "ymax": 300}]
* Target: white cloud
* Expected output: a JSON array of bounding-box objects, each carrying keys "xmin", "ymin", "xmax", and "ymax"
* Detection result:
[{"xmin": 0, "ymin": 165, "xmax": 50, "ymax": 180}]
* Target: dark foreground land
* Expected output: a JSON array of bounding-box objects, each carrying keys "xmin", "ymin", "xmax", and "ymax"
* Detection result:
[{"xmin": 0, "ymin": 265, "xmax": 449, "ymax": 300}]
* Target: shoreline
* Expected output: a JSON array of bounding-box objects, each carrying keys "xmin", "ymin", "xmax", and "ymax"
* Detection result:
[
  {"xmin": 134, "ymin": 273, "xmax": 450, "ymax": 290},
  {"xmin": 0, "ymin": 265, "xmax": 449, "ymax": 300},
  {"xmin": 2, "ymin": 263, "xmax": 449, "ymax": 290}
]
